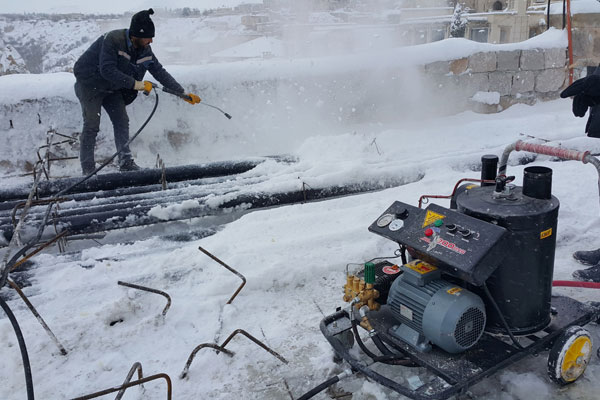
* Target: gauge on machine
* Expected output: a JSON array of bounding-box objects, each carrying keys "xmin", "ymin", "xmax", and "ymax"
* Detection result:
[
  {"xmin": 389, "ymin": 219, "xmax": 404, "ymax": 232},
  {"xmin": 376, "ymin": 213, "xmax": 395, "ymax": 228}
]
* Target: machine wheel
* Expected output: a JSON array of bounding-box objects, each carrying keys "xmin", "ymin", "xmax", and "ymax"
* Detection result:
[{"xmin": 547, "ymin": 326, "xmax": 593, "ymax": 385}]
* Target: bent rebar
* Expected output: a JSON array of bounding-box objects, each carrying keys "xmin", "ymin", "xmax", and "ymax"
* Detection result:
[
  {"xmin": 115, "ymin": 362, "xmax": 144, "ymax": 400},
  {"xmin": 179, "ymin": 329, "xmax": 288, "ymax": 379},
  {"xmin": 117, "ymin": 281, "xmax": 172, "ymax": 317},
  {"xmin": 219, "ymin": 329, "xmax": 289, "ymax": 365},
  {"xmin": 179, "ymin": 343, "xmax": 234, "ymax": 379},
  {"xmin": 198, "ymin": 246, "xmax": 246, "ymax": 304},
  {"xmin": 70, "ymin": 373, "xmax": 172, "ymax": 400}
]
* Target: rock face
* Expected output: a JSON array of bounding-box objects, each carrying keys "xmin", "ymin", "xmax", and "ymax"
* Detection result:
[{"xmin": 0, "ymin": 38, "xmax": 28, "ymax": 75}]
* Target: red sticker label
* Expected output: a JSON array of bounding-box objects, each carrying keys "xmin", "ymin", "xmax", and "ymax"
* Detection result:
[{"xmin": 382, "ymin": 265, "xmax": 401, "ymax": 275}]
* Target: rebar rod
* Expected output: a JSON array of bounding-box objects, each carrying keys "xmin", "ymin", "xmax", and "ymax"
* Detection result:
[
  {"xmin": 8, "ymin": 279, "xmax": 68, "ymax": 355},
  {"xmin": 179, "ymin": 343, "xmax": 234, "ymax": 379},
  {"xmin": 219, "ymin": 329, "xmax": 289, "ymax": 365},
  {"xmin": 70, "ymin": 373, "xmax": 172, "ymax": 400},
  {"xmin": 115, "ymin": 362, "xmax": 144, "ymax": 400},
  {"xmin": 9, "ymin": 231, "xmax": 69, "ymax": 273},
  {"xmin": 117, "ymin": 281, "xmax": 172, "ymax": 317},
  {"xmin": 198, "ymin": 246, "xmax": 246, "ymax": 304}
]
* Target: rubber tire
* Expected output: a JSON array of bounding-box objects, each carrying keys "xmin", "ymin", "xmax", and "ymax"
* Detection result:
[{"xmin": 547, "ymin": 326, "xmax": 593, "ymax": 385}]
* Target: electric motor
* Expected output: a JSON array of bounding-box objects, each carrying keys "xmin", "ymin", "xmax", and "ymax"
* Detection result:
[{"xmin": 387, "ymin": 260, "xmax": 486, "ymax": 353}]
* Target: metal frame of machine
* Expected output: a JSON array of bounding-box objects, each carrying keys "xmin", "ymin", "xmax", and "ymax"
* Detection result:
[{"xmin": 320, "ymin": 146, "xmax": 600, "ymax": 399}]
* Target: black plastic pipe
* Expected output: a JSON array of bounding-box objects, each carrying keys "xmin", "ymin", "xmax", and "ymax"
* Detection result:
[
  {"xmin": 1, "ymin": 179, "xmax": 412, "ymax": 242},
  {"xmin": 0, "ymin": 174, "xmax": 263, "ymax": 217},
  {"xmin": 0, "ymin": 160, "xmax": 264, "ymax": 202}
]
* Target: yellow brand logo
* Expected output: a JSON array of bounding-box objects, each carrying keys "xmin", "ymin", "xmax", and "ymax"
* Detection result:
[{"xmin": 540, "ymin": 228, "xmax": 552, "ymax": 239}]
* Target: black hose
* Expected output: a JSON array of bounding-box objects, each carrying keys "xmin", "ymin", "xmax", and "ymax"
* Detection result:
[
  {"xmin": 351, "ymin": 318, "xmax": 381, "ymax": 359},
  {"xmin": 482, "ymin": 283, "xmax": 524, "ymax": 349},
  {"xmin": 0, "ymin": 297, "xmax": 34, "ymax": 400},
  {"xmin": 297, "ymin": 376, "xmax": 340, "ymax": 400},
  {"xmin": 350, "ymin": 319, "xmax": 414, "ymax": 366}
]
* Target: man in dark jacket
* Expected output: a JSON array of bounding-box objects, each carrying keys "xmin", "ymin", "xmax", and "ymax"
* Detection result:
[{"xmin": 73, "ymin": 8, "xmax": 200, "ymax": 174}]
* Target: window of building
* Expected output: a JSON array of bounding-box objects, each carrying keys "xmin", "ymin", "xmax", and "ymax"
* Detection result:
[
  {"xmin": 470, "ymin": 27, "xmax": 489, "ymax": 43},
  {"xmin": 493, "ymin": 1, "xmax": 503, "ymax": 11},
  {"xmin": 529, "ymin": 27, "xmax": 539, "ymax": 38},
  {"xmin": 500, "ymin": 26, "xmax": 510, "ymax": 43},
  {"xmin": 431, "ymin": 28, "xmax": 445, "ymax": 42},
  {"xmin": 415, "ymin": 29, "xmax": 428, "ymax": 44}
]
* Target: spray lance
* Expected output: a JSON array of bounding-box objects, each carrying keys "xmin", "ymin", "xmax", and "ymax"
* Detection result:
[{"xmin": 145, "ymin": 82, "xmax": 232, "ymax": 119}]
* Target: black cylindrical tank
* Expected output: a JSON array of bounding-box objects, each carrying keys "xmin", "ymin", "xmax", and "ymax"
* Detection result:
[{"xmin": 455, "ymin": 166, "xmax": 559, "ymax": 334}]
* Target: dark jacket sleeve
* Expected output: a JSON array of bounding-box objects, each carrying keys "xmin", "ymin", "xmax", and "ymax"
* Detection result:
[
  {"xmin": 147, "ymin": 55, "xmax": 185, "ymax": 94},
  {"xmin": 99, "ymin": 34, "xmax": 136, "ymax": 90}
]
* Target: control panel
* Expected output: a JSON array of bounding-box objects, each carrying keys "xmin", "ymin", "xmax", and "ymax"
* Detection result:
[{"xmin": 368, "ymin": 201, "xmax": 508, "ymax": 286}]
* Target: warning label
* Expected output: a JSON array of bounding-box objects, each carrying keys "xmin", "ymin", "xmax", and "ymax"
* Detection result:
[
  {"xmin": 447, "ymin": 287, "xmax": 463, "ymax": 296},
  {"xmin": 422, "ymin": 210, "xmax": 445, "ymax": 227},
  {"xmin": 405, "ymin": 260, "xmax": 437, "ymax": 274},
  {"xmin": 540, "ymin": 228, "xmax": 552, "ymax": 239}
]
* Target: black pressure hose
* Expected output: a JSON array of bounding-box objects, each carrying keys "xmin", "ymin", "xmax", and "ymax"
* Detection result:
[
  {"xmin": 297, "ymin": 376, "xmax": 341, "ymax": 400},
  {"xmin": 351, "ymin": 319, "xmax": 415, "ymax": 366},
  {"xmin": 0, "ymin": 297, "xmax": 34, "ymax": 400}
]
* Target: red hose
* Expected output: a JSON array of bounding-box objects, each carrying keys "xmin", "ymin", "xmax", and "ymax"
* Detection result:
[{"xmin": 553, "ymin": 280, "xmax": 600, "ymax": 289}]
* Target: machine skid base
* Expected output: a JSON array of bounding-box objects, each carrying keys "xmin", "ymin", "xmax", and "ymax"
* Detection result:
[{"xmin": 320, "ymin": 296, "xmax": 599, "ymax": 400}]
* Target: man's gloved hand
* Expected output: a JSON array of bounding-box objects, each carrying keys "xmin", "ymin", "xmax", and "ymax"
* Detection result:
[
  {"xmin": 561, "ymin": 75, "xmax": 600, "ymax": 118},
  {"xmin": 134, "ymin": 80, "xmax": 154, "ymax": 93},
  {"xmin": 560, "ymin": 77, "xmax": 587, "ymax": 98},
  {"xmin": 573, "ymin": 94, "xmax": 592, "ymax": 117},
  {"xmin": 184, "ymin": 93, "xmax": 201, "ymax": 105}
]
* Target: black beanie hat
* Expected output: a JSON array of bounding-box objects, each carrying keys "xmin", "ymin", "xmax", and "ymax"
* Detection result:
[{"xmin": 130, "ymin": 8, "xmax": 155, "ymax": 38}]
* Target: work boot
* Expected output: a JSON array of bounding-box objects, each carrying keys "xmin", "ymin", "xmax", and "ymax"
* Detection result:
[
  {"xmin": 119, "ymin": 159, "xmax": 142, "ymax": 172},
  {"xmin": 81, "ymin": 163, "xmax": 96, "ymax": 176},
  {"xmin": 572, "ymin": 264, "xmax": 600, "ymax": 282},
  {"xmin": 573, "ymin": 248, "xmax": 600, "ymax": 265}
]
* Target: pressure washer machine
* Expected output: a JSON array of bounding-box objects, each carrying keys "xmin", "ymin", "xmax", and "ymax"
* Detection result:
[{"xmin": 319, "ymin": 152, "xmax": 600, "ymax": 400}]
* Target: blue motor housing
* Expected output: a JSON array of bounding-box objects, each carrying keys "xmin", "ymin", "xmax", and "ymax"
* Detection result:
[{"xmin": 387, "ymin": 261, "xmax": 486, "ymax": 353}]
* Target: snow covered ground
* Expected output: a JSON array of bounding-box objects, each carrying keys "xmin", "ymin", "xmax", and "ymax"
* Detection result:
[
  {"xmin": 2, "ymin": 90, "xmax": 600, "ymax": 400},
  {"xmin": 1, "ymin": 10, "xmax": 600, "ymax": 400}
]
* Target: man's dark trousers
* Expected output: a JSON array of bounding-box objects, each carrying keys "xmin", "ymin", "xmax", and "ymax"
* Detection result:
[{"xmin": 74, "ymin": 81, "xmax": 132, "ymax": 172}]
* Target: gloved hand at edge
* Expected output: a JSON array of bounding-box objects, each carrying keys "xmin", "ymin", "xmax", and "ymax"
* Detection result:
[
  {"xmin": 134, "ymin": 80, "xmax": 154, "ymax": 93},
  {"xmin": 184, "ymin": 93, "xmax": 201, "ymax": 105},
  {"xmin": 572, "ymin": 94, "xmax": 591, "ymax": 118}
]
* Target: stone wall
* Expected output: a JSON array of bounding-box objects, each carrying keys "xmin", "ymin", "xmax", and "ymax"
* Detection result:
[{"xmin": 421, "ymin": 47, "xmax": 569, "ymax": 113}]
